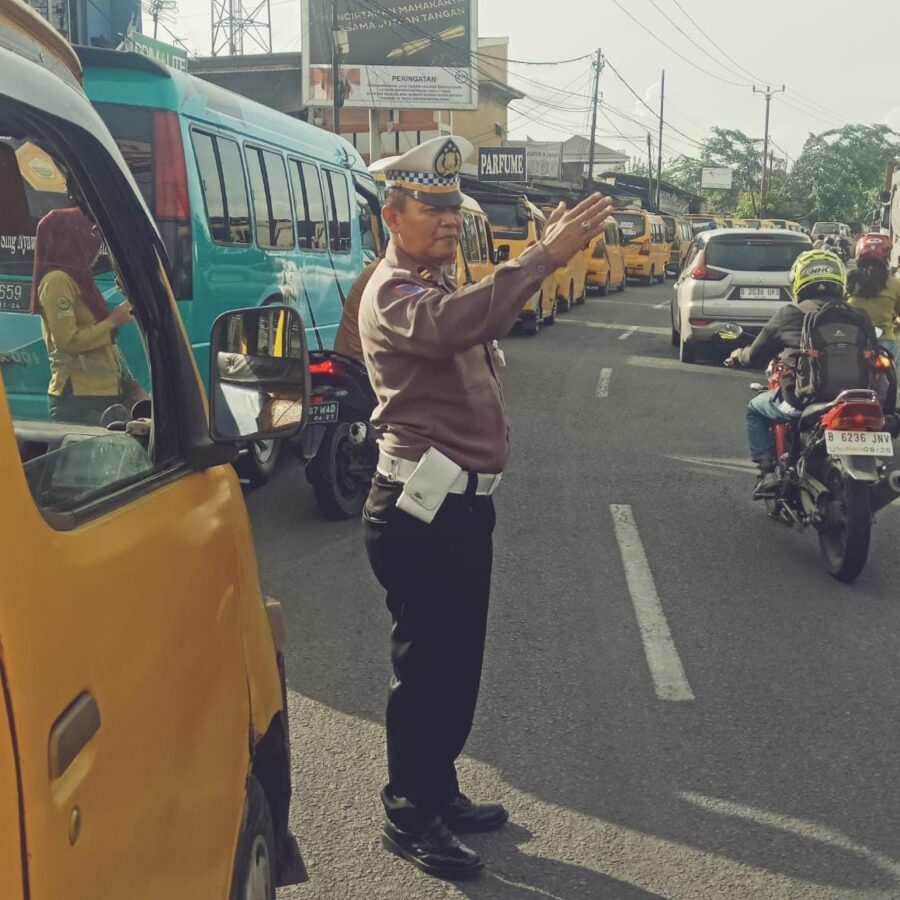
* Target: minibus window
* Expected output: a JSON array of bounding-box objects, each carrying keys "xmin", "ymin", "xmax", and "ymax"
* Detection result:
[
  {"xmin": 216, "ymin": 139, "xmax": 251, "ymax": 244},
  {"xmin": 616, "ymin": 214, "xmax": 646, "ymax": 241},
  {"xmin": 261, "ymin": 150, "xmax": 294, "ymax": 250},
  {"xmin": 246, "ymin": 148, "xmax": 273, "ymax": 248},
  {"xmin": 355, "ymin": 191, "xmax": 379, "ymax": 255},
  {"xmin": 298, "ymin": 162, "xmax": 328, "ymax": 251},
  {"xmin": 192, "ymin": 132, "xmax": 227, "ymax": 242},
  {"xmin": 481, "ymin": 202, "xmax": 528, "ymax": 238},
  {"xmin": 92, "ymin": 103, "xmax": 153, "ymax": 209},
  {"xmin": 324, "ymin": 170, "xmax": 351, "ymax": 254},
  {"xmin": 474, "ymin": 216, "xmax": 489, "ymax": 263}
]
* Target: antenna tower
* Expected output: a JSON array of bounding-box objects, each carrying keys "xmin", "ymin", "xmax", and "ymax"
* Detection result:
[{"xmin": 211, "ymin": 0, "xmax": 272, "ymax": 55}]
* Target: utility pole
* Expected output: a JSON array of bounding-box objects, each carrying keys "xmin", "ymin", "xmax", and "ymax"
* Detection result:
[
  {"xmin": 332, "ymin": 0, "xmax": 344, "ymax": 135},
  {"xmin": 585, "ymin": 48, "xmax": 604, "ymax": 193},
  {"xmin": 656, "ymin": 69, "xmax": 665, "ymax": 210},
  {"xmin": 646, "ymin": 134, "xmax": 653, "ymax": 208},
  {"xmin": 753, "ymin": 84, "xmax": 785, "ymax": 215}
]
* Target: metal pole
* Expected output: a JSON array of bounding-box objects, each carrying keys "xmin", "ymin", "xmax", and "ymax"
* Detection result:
[
  {"xmin": 585, "ymin": 49, "xmax": 603, "ymax": 192},
  {"xmin": 332, "ymin": 0, "xmax": 341, "ymax": 135},
  {"xmin": 753, "ymin": 84, "xmax": 784, "ymax": 215},
  {"xmin": 646, "ymin": 134, "xmax": 653, "ymax": 208},
  {"xmin": 656, "ymin": 69, "xmax": 665, "ymax": 210}
]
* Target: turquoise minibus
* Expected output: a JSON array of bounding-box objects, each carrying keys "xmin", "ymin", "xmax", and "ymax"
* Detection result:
[{"xmin": 1, "ymin": 47, "xmax": 379, "ymax": 484}]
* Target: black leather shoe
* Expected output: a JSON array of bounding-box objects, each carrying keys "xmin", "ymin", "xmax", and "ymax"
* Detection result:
[
  {"xmin": 381, "ymin": 817, "xmax": 483, "ymax": 880},
  {"xmin": 440, "ymin": 794, "xmax": 509, "ymax": 833}
]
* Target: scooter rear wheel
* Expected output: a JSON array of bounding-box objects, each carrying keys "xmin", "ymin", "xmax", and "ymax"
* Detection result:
[{"xmin": 308, "ymin": 422, "xmax": 370, "ymax": 520}]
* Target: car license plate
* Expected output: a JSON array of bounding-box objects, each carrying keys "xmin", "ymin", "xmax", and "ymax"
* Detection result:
[
  {"xmin": 0, "ymin": 280, "xmax": 29, "ymax": 312},
  {"xmin": 308, "ymin": 400, "xmax": 339, "ymax": 424},
  {"xmin": 826, "ymin": 430, "xmax": 894, "ymax": 456},
  {"xmin": 739, "ymin": 287, "xmax": 781, "ymax": 300}
]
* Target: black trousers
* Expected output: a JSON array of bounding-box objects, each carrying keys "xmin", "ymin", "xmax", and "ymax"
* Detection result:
[{"xmin": 363, "ymin": 474, "xmax": 495, "ymax": 830}]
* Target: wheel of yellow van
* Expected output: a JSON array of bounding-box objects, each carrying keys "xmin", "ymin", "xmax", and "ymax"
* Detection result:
[
  {"xmin": 230, "ymin": 775, "xmax": 276, "ymax": 900},
  {"xmin": 598, "ymin": 273, "xmax": 610, "ymax": 297}
]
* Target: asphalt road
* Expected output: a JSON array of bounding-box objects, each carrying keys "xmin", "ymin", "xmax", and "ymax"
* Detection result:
[{"xmin": 249, "ymin": 280, "xmax": 900, "ymax": 900}]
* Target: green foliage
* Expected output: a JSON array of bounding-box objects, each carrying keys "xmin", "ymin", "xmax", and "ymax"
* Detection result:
[{"xmin": 788, "ymin": 124, "xmax": 900, "ymax": 225}]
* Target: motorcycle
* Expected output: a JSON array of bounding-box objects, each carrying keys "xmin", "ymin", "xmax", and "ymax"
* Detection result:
[
  {"xmin": 296, "ymin": 350, "xmax": 377, "ymax": 520},
  {"xmin": 739, "ymin": 349, "xmax": 900, "ymax": 582}
]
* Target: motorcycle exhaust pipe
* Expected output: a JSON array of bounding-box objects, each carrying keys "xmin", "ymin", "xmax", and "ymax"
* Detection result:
[{"xmin": 871, "ymin": 470, "xmax": 900, "ymax": 513}]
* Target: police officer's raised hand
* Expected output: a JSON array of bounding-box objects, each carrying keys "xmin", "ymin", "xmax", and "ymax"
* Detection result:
[{"xmin": 540, "ymin": 193, "xmax": 615, "ymax": 268}]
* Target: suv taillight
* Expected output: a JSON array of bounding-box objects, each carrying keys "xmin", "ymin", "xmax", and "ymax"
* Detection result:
[{"xmin": 690, "ymin": 250, "xmax": 728, "ymax": 281}]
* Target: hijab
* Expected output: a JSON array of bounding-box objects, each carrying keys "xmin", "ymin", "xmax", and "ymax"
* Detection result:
[{"xmin": 29, "ymin": 206, "xmax": 109, "ymax": 325}]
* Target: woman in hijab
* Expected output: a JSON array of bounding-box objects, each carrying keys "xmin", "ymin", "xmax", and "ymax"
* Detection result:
[{"xmin": 30, "ymin": 207, "xmax": 134, "ymax": 424}]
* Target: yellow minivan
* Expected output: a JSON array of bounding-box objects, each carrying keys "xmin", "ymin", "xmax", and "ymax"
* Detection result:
[
  {"xmin": 585, "ymin": 216, "xmax": 626, "ymax": 295},
  {"xmin": 0, "ymin": 3, "xmax": 308, "ymax": 897},
  {"xmin": 481, "ymin": 195, "xmax": 557, "ymax": 335},
  {"xmin": 540, "ymin": 204, "xmax": 587, "ymax": 312},
  {"xmin": 616, "ymin": 209, "xmax": 669, "ymax": 285}
]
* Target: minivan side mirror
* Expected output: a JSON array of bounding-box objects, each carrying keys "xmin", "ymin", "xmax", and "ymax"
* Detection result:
[
  {"xmin": 495, "ymin": 244, "xmax": 511, "ymax": 263},
  {"xmin": 209, "ymin": 305, "xmax": 310, "ymax": 443}
]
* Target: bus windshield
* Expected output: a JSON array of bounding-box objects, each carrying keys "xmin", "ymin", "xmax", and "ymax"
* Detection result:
[{"xmin": 481, "ymin": 201, "xmax": 528, "ymax": 238}]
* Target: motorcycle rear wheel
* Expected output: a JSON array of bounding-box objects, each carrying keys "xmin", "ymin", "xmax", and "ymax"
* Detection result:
[
  {"xmin": 817, "ymin": 466, "xmax": 872, "ymax": 583},
  {"xmin": 308, "ymin": 422, "xmax": 370, "ymax": 520}
]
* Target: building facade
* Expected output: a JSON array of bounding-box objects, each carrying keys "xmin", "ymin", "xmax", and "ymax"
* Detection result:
[{"xmin": 25, "ymin": 0, "xmax": 140, "ymax": 47}]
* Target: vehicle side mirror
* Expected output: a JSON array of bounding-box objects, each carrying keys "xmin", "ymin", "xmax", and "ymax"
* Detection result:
[
  {"xmin": 495, "ymin": 244, "xmax": 511, "ymax": 263},
  {"xmin": 209, "ymin": 305, "xmax": 310, "ymax": 443}
]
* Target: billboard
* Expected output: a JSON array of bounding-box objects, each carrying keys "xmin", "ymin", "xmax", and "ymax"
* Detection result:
[
  {"xmin": 507, "ymin": 141, "xmax": 562, "ymax": 181},
  {"xmin": 124, "ymin": 28, "xmax": 188, "ymax": 71},
  {"xmin": 701, "ymin": 166, "xmax": 733, "ymax": 190},
  {"xmin": 478, "ymin": 147, "xmax": 526, "ymax": 183},
  {"xmin": 301, "ymin": 0, "xmax": 477, "ymax": 110}
]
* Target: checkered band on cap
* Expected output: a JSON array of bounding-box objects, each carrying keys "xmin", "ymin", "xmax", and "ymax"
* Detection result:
[{"xmin": 386, "ymin": 169, "xmax": 459, "ymax": 187}]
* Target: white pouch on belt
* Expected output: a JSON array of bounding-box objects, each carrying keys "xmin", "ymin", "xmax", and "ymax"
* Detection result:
[{"xmin": 395, "ymin": 447, "xmax": 462, "ymax": 524}]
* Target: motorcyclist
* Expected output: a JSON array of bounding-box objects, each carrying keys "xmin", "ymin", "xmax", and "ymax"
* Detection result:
[
  {"xmin": 728, "ymin": 249, "xmax": 847, "ymax": 497},
  {"xmin": 846, "ymin": 232, "xmax": 900, "ymax": 362}
]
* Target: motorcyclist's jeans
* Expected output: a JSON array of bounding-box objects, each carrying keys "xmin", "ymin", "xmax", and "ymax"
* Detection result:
[{"xmin": 747, "ymin": 389, "xmax": 800, "ymax": 464}]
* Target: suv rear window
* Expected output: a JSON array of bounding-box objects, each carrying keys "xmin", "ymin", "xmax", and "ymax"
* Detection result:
[
  {"xmin": 481, "ymin": 202, "xmax": 528, "ymax": 238},
  {"xmin": 706, "ymin": 236, "xmax": 809, "ymax": 271}
]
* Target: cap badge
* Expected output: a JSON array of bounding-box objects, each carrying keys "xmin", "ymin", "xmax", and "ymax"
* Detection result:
[{"xmin": 434, "ymin": 140, "xmax": 462, "ymax": 178}]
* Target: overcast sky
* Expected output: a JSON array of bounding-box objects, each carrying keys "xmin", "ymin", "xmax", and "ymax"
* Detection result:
[{"xmin": 171, "ymin": 0, "xmax": 900, "ymax": 164}]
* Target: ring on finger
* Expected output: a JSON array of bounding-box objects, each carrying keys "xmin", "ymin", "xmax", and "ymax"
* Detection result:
[{"xmin": 580, "ymin": 219, "xmax": 592, "ymax": 231}]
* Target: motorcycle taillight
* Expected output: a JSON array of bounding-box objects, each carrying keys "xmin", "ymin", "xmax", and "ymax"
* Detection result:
[
  {"xmin": 822, "ymin": 401, "xmax": 884, "ymax": 431},
  {"xmin": 310, "ymin": 358, "xmax": 341, "ymax": 376}
]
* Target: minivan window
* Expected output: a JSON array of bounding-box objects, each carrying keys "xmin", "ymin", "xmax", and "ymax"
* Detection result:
[
  {"xmin": 216, "ymin": 139, "xmax": 251, "ymax": 244},
  {"xmin": 461, "ymin": 212, "xmax": 479, "ymax": 263},
  {"xmin": 324, "ymin": 170, "xmax": 351, "ymax": 253},
  {"xmin": 295, "ymin": 162, "xmax": 328, "ymax": 251},
  {"xmin": 262, "ymin": 150, "xmax": 294, "ymax": 249},
  {"xmin": 481, "ymin": 201, "xmax": 528, "ymax": 238},
  {"xmin": 356, "ymin": 190, "xmax": 379, "ymax": 256},
  {"xmin": 474, "ymin": 216, "xmax": 489, "ymax": 262},
  {"xmin": 615, "ymin": 213, "xmax": 646, "ymax": 240},
  {"xmin": 245, "ymin": 148, "xmax": 270, "ymax": 248},
  {"xmin": 92, "ymin": 103, "xmax": 153, "ymax": 209},
  {"xmin": 706, "ymin": 236, "xmax": 809, "ymax": 271},
  {"xmin": 192, "ymin": 132, "xmax": 227, "ymax": 242}
]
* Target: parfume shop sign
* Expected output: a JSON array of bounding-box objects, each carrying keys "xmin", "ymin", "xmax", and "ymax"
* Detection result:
[{"xmin": 478, "ymin": 147, "xmax": 527, "ymax": 183}]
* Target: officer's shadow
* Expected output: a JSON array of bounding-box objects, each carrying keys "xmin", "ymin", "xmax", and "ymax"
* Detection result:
[{"xmin": 456, "ymin": 822, "xmax": 664, "ymax": 900}]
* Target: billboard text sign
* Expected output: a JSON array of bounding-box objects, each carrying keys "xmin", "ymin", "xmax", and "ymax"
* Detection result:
[
  {"xmin": 302, "ymin": 0, "xmax": 477, "ymax": 110},
  {"xmin": 701, "ymin": 166, "xmax": 733, "ymax": 190},
  {"xmin": 124, "ymin": 28, "xmax": 187, "ymax": 71},
  {"xmin": 478, "ymin": 147, "xmax": 527, "ymax": 183},
  {"xmin": 508, "ymin": 141, "xmax": 561, "ymax": 180}
]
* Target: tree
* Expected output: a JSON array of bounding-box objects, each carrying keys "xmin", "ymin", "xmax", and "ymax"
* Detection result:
[{"xmin": 789, "ymin": 124, "xmax": 900, "ymax": 225}]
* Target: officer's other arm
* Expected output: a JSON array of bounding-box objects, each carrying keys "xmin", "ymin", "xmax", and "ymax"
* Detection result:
[
  {"xmin": 39, "ymin": 274, "xmax": 115, "ymax": 354},
  {"xmin": 737, "ymin": 306, "xmax": 788, "ymax": 367}
]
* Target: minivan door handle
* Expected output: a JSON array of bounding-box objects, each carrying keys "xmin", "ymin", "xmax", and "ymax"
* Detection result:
[{"xmin": 48, "ymin": 692, "xmax": 101, "ymax": 779}]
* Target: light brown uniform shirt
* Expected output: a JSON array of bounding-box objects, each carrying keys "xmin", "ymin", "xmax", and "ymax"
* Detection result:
[{"xmin": 358, "ymin": 241, "xmax": 553, "ymax": 474}]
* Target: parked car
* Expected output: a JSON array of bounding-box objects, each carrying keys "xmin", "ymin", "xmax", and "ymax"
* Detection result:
[
  {"xmin": 585, "ymin": 217, "xmax": 626, "ymax": 295},
  {"xmin": 671, "ymin": 228, "xmax": 812, "ymax": 363}
]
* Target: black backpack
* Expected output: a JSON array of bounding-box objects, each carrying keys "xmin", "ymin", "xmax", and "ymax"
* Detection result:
[{"xmin": 795, "ymin": 301, "xmax": 879, "ymax": 402}]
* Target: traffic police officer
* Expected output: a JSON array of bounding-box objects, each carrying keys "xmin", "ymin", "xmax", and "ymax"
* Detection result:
[{"xmin": 359, "ymin": 135, "xmax": 613, "ymax": 880}]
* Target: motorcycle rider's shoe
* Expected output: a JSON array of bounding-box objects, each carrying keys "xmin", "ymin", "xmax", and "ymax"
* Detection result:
[
  {"xmin": 381, "ymin": 816, "xmax": 483, "ymax": 880},
  {"xmin": 753, "ymin": 468, "xmax": 780, "ymax": 499}
]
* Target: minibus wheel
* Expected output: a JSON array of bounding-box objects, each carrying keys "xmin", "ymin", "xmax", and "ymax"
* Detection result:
[
  {"xmin": 230, "ymin": 776, "xmax": 276, "ymax": 900},
  {"xmin": 237, "ymin": 440, "xmax": 282, "ymax": 489}
]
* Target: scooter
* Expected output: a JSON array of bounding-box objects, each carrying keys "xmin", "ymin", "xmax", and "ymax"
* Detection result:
[{"xmin": 297, "ymin": 350, "xmax": 377, "ymax": 520}]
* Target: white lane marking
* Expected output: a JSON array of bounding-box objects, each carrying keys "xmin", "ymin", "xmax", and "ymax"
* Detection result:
[
  {"xmin": 595, "ymin": 367, "xmax": 612, "ymax": 397},
  {"xmin": 618, "ymin": 326, "xmax": 638, "ymax": 341},
  {"xmin": 588, "ymin": 297, "xmax": 666, "ymax": 309},
  {"xmin": 558, "ymin": 319, "xmax": 670, "ymax": 336},
  {"xmin": 667, "ymin": 455, "xmax": 758, "ymax": 475},
  {"xmin": 627, "ymin": 355, "xmax": 751, "ymax": 378},
  {"xmin": 610, "ymin": 505, "xmax": 694, "ymax": 702},
  {"xmin": 654, "ymin": 302, "xmax": 670, "ymax": 309}
]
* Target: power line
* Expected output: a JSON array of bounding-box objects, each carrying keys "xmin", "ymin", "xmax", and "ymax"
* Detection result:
[{"xmin": 608, "ymin": 0, "xmax": 752, "ymax": 87}]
